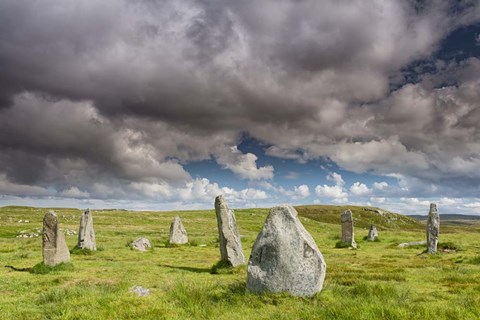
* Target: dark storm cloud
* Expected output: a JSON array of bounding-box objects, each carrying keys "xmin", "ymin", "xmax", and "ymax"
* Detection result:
[{"xmin": 0, "ymin": 0, "xmax": 479, "ymax": 200}]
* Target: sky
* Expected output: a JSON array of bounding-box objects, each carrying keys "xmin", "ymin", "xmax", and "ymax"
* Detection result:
[{"xmin": 0, "ymin": 0, "xmax": 480, "ymax": 215}]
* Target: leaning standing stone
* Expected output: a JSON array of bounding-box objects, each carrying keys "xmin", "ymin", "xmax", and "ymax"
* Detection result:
[
  {"xmin": 214, "ymin": 195, "xmax": 245, "ymax": 267},
  {"xmin": 43, "ymin": 211, "xmax": 70, "ymax": 266},
  {"xmin": 169, "ymin": 216, "xmax": 188, "ymax": 245},
  {"xmin": 77, "ymin": 208, "xmax": 96, "ymax": 251},
  {"xmin": 426, "ymin": 203, "xmax": 439, "ymax": 253},
  {"xmin": 341, "ymin": 209, "xmax": 357, "ymax": 248},
  {"xmin": 247, "ymin": 205, "xmax": 326, "ymax": 297},
  {"xmin": 366, "ymin": 224, "xmax": 378, "ymax": 241}
]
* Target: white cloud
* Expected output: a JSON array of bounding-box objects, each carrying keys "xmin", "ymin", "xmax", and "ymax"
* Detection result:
[
  {"xmin": 350, "ymin": 182, "xmax": 372, "ymax": 196},
  {"xmin": 293, "ymin": 184, "xmax": 310, "ymax": 200},
  {"xmin": 370, "ymin": 197, "xmax": 386, "ymax": 203},
  {"xmin": 326, "ymin": 172, "xmax": 345, "ymax": 186},
  {"xmin": 59, "ymin": 187, "xmax": 90, "ymax": 199},
  {"xmin": 315, "ymin": 184, "xmax": 348, "ymax": 203},
  {"xmin": 373, "ymin": 181, "xmax": 389, "ymax": 190},
  {"xmin": 214, "ymin": 146, "xmax": 274, "ymax": 180}
]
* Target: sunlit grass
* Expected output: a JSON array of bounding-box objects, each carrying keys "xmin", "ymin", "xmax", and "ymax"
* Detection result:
[{"xmin": 1, "ymin": 205, "xmax": 480, "ymax": 319}]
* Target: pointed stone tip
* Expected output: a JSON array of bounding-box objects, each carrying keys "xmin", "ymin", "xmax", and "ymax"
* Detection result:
[
  {"xmin": 46, "ymin": 210, "xmax": 57, "ymax": 217},
  {"xmin": 270, "ymin": 204, "xmax": 298, "ymax": 217},
  {"xmin": 215, "ymin": 195, "xmax": 228, "ymax": 209}
]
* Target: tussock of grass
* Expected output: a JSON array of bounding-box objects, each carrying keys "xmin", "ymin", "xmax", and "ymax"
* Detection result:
[
  {"xmin": 335, "ymin": 241, "xmax": 358, "ymax": 249},
  {"xmin": 438, "ymin": 241, "xmax": 462, "ymax": 251},
  {"xmin": 30, "ymin": 262, "xmax": 74, "ymax": 275},
  {"xmin": 468, "ymin": 255, "xmax": 480, "ymax": 265},
  {"xmin": 70, "ymin": 246, "xmax": 95, "ymax": 255},
  {"xmin": 210, "ymin": 260, "xmax": 234, "ymax": 274}
]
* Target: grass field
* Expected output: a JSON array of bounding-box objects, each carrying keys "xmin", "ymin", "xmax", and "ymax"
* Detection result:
[{"xmin": 1, "ymin": 205, "xmax": 480, "ymax": 320}]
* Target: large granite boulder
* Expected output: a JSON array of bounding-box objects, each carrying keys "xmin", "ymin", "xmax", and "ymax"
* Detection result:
[
  {"xmin": 366, "ymin": 224, "xmax": 378, "ymax": 241},
  {"xmin": 43, "ymin": 211, "xmax": 70, "ymax": 266},
  {"xmin": 426, "ymin": 203, "xmax": 439, "ymax": 253},
  {"xmin": 246, "ymin": 205, "xmax": 326, "ymax": 297},
  {"xmin": 169, "ymin": 216, "xmax": 188, "ymax": 245},
  {"xmin": 214, "ymin": 195, "xmax": 245, "ymax": 267},
  {"xmin": 341, "ymin": 209, "xmax": 357, "ymax": 248},
  {"xmin": 77, "ymin": 208, "xmax": 96, "ymax": 251}
]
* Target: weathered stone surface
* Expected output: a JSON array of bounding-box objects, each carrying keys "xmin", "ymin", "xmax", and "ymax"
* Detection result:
[
  {"xmin": 214, "ymin": 195, "xmax": 245, "ymax": 267},
  {"xmin": 398, "ymin": 240, "xmax": 426, "ymax": 248},
  {"xmin": 247, "ymin": 205, "xmax": 327, "ymax": 297},
  {"xmin": 129, "ymin": 285, "xmax": 150, "ymax": 297},
  {"xmin": 131, "ymin": 237, "xmax": 151, "ymax": 252},
  {"xmin": 366, "ymin": 224, "xmax": 378, "ymax": 241},
  {"xmin": 341, "ymin": 209, "xmax": 357, "ymax": 248},
  {"xmin": 42, "ymin": 211, "xmax": 70, "ymax": 266},
  {"xmin": 169, "ymin": 216, "xmax": 188, "ymax": 245},
  {"xmin": 426, "ymin": 203, "xmax": 439, "ymax": 254},
  {"xmin": 77, "ymin": 208, "xmax": 96, "ymax": 251}
]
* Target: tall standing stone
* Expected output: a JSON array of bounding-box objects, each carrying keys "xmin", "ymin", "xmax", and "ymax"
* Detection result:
[
  {"xmin": 247, "ymin": 205, "xmax": 326, "ymax": 297},
  {"xmin": 43, "ymin": 211, "xmax": 70, "ymax": 266},
  {"xmin": 426, "ymin": 203, "xmax": 439, "ymax": 254},
  {"xmin": 77, "ymin": 208, "xmax": 96, "ymax": 251},
  {"xmin": 366, "ymin": 224, "xmax": 378, "ymax": 241},
  {"xmin": 169, "ymin": 216, "xmax": 188, "ymax": 245},
  {"xmin": 341, "ymin": 209, "xmax": 357, "ymax": 248},
  {"xmin": 214, "ymin": 195, "xmax": 245, "ymax": 267}
]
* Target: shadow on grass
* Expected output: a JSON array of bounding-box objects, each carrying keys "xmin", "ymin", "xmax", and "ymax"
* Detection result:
[
  {"xmin": 5, "ymin": 262, "xmax": 74, "ymax": 274},
  {"xmin": 159, "ymin": 264, "xmax": 211, "ymax": 274}
]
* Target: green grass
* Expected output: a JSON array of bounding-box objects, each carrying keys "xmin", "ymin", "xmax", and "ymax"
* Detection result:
[
  {"xmin": 30, "ymin": 262, "xmax": 74, "ymax": 275},
  {"xmin": 1, "ymin": 205, "xmax": 480, "ymax": 319}
]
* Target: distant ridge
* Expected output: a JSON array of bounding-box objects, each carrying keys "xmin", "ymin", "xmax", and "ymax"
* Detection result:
[
  {"xmin": 409, "ymin": 214, "xmax": 480, "ymax": 221},
  {"xmin": 295, "ymin": 205, "xmax": 421, "ymax": 229}
]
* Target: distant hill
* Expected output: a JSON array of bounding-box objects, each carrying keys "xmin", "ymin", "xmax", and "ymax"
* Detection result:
[
  {"xmin": 409, "ymin": 214, "xmax": 480, "ymax": 221},
  {"xmin": 295, "ymin": 205, "xmax": 422, "ymax": 229}
]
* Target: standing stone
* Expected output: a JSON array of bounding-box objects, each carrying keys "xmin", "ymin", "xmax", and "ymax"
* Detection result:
[
  {"xmin": 77, "ymin": 208, "xmax": 96, "ymax": 251},
  {"xmin": 426, "ymin": 203, "xmax": 439, "ymax": 254},
  {"xmin": 42, "ymin": 211, "xmax": 70, "ymax": 266},
  {"xmin": 366, "ymin": 224, "xmax": 378, "ymax": 241},
  {"xmin": 341, "ymin": 209, "xmax": 357, "ymax": 248},
  {"xmin": 169, "ymin": 216, "xmax": 188, "ymax": 245},
  {"xmin": 247, "ymin": 205, "xmax": 326, "ymax": 297},
  {"xmin": 214, "ymin": 195, "xmax": 245, "ymax": 267}
]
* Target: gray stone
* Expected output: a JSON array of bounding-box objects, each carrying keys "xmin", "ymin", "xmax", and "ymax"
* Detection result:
[
  {"xmin": 341, "ymin": 209, "xmax": 357, "ymax": 248},
  {"xmin": 426, "ymin": 203, "xmax": 439, "ymax": 254},
  {"xmin": 131, "ymin": 237, "xmax": 151, "ymax": 252},
  {"xmin": 129, "ymin": 285, "xmax": 150, "ymax": 297},
  {"xmin": 77, "ymin": 208, "xmax": 96, "ymax": 251},
  {"xmin": 214, "ymin": 195, "xmax": 245, "ymax": 267},
  {"xmin": 169, "ymin": 216, "xmax": 188, "ymax": 245},
  {"xmin": 42, "ymin": 211, "xmax": 71, "ymax": 266},
  {"xmin": 247, "ymin": 205, "xmax": 327, "ymax": 297},
  {"xmin": 366, "ymin": 224, "xmax": 378, "ymax": 241},
  {"xmin": 398, "ymin": 240, "xmax": 426, "ymax": 248}
]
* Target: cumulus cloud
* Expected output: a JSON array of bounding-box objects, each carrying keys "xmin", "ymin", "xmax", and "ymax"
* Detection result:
[
  {"xmin": 0, "ymin": 1, "xmax": 479, "ymax": 206},
  {"xmin": 315, "ymin": 185, "xmax": 348, "ymax": 203},
  {"xmin": 327, "ymin": 172, "xmax": 345, "ymax": 187},
  {"xmin": 214, "ymin": 146, "xmax": 274, "ymax": 180},
  {"xmin": 59, "ymin": 187, "xmax": 90, "ymax": 199},
  {"xmin": 350, "ymin": 182, "xmax": 372, "ymax": 197},
  {"xmin": 315, "ymin": 172, "xmax": 348, "ymax": 203}
]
